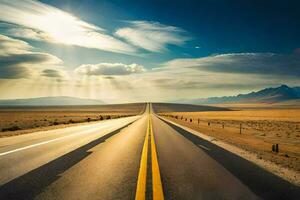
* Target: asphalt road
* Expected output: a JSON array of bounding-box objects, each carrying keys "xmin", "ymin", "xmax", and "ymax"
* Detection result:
[{"xmin": 0, "ymin": 103, "xmax": 299, "ymax": 200}]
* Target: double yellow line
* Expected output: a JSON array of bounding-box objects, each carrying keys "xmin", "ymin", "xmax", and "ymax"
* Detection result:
[{"xmin": 135, "ymin": 109, "xmax": 164, "ymax": 200}]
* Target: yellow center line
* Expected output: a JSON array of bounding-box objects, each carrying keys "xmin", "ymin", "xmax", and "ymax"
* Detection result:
[
  {"xmin": 150, "ymin": 116, "xmax": 164, "ymax": 200},
  {"xmin": 135, "ymin": 116, "xmax": 149, "ymax": 200},
  {"xmin": 135, "ymin": 103, "xmax": 164, "ymax": 200}
]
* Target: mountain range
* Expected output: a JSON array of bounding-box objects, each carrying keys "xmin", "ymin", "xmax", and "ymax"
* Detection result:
[
  {"xmin": 179, "ymin": 85, "xmax": 300, "ymax": 104},
  {"xmin": 0, "ymin": 96, "xmax": 104, "ymax": 106},
  {"xmin": 0, "ymin": 85, "xmax": 299, "ymax": 106}
]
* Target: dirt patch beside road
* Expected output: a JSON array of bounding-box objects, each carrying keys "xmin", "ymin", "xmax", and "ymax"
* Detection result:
[{"xmin": 159, "ymin": 109, "xmax": 300, "ymax": 172}]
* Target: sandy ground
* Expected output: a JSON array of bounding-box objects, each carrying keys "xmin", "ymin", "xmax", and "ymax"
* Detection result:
[
  {"xmin": 159, "ymin": 109, "xmax": 300, "ymax": 172},
  {"xmin": 0, "ymin": 103, "xmax": 145, "ymax": 137}
]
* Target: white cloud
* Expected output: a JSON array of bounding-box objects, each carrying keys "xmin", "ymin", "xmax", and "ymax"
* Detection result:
[
  {"xmin": 115, "ymin": 20, "xmax": 189, "ymax": 52},
  {"xmin": 4, "ymin": 26, "xmax": 53, "ymax": 42},
  {"xmin": 162, "ymin": 52, "xmax": 300, "ymax": 77},
  {"xmin": 0, "ymin": 34, "xmax": 63, "ymax": 79},
  {"xmin": 41, "ymin": 69, "xmax": 67, "ymax": 78},
  {"xmin": 74, "ymin": 63, "xmax": 145, "ymax": 76},
  {"xmin": 0, "ymin": 0, "xmax": 136, "ymax": 54}
]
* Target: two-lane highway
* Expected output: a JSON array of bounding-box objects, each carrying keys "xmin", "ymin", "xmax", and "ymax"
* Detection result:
[
  {"xmin": 0, "ymin": 109, "xmax": 147, "ymax": 199},
  {"xmin": 0, "ymin": 103, "xmax": 299, "ymax": 199}
]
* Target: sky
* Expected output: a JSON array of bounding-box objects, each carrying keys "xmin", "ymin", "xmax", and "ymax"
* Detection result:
[{"xmin": 0, "ymin": 0, "xmax": 299, "ymax": 103}]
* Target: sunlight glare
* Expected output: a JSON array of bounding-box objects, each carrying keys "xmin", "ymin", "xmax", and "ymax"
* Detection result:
[{"xmin": 29, "ymin": 9, "xmax": 101, "ymax": 45}]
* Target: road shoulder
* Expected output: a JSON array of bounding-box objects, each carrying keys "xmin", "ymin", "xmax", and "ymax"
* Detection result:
[{"xmin": 159, "ymin": 115, "xmax": 300, "ymax": 187}]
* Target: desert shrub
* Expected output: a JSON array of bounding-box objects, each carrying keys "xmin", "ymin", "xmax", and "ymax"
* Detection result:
[
  {"xmin": 106, "ymin": 115, "xmax": 111, "ymax": 119},
  {"xmin": 2, "ymin": 125, "xmax": 21, "ymax": 132},
  {"xmin": 99, "ymin": 115, "xmax": 104, "ymax": 120},
  {"xmin": 53, "ymin": 121, "xmax": 59, "ymax": 125},
  {"xmin": 69, "ymin": 119, "xmax": 75, "ymax": 123},
  {"xmin": 87, "ymin": 117, "xmax": 91, "ymax": 122}
]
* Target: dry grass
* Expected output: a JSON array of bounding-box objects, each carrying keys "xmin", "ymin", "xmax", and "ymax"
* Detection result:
[
  {"xmin": 209, "ymin": 99, "xmax": 300, "ymax": 110},
  {"xmin": 160, "ymin": 109, "xmax": 300, "ymax": 172},
  {"xmin": 177, "ymin": 109, "xmax": 300, "ymax": 121},
  {"xmin": 0, "ymin": 103, "xmax": 145, "ymax": 137}
]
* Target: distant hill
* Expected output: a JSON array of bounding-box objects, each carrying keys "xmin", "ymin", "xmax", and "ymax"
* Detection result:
[
  {"xmin": 0, "ymin": 96, "xmax": 104, "ymax": 106},
  {"xmin": 181, "ymin": 85, "xmax": 300, "ymax": 104},
  {"xmin": 152, "ymin": 103, "xmax": 231, "ymax": 113}
]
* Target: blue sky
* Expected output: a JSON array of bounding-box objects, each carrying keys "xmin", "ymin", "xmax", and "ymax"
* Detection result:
[{"xmin": 0, "ymin": 0, "xmax": 299, "ymax": 102}]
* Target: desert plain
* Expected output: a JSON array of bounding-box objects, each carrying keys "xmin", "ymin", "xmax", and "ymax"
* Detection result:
[
  {"xmin": 0, "ymin": 103, "xmax": 145, "ymax": 137},
  {"xmin": 156, "ymin": 104, "xmax": 300, "ymax": 172}
]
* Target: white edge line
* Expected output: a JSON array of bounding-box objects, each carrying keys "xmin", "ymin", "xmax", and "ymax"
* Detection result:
[
  {"xmin": 198, "ymin": 144, "xmax": 210, "ymax": 151},
  {"xmin": 0, "ymin": 124, "xmax": 111, "ymax": 156},
  {"xmin": 0, "ymin": 116, "xmax": 141, "ymax": 157}
]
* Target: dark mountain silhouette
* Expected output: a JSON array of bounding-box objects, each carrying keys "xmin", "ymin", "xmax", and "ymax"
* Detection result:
[
  {"xmin": 0, "ymin": 96, "xmax": 104, "ymax": 106},
  {"xmin": 185, "ymin": 85, "xmax": 300, "ymax": 104}
]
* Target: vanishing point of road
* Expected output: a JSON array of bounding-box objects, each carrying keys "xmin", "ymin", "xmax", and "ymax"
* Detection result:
[{"xmin": 0, "ymin": 103, "xmax": 299, "ymax": 200}]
